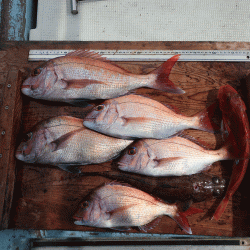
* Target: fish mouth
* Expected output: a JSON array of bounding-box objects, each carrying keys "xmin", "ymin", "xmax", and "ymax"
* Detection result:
[
  {"xmin": 15, "ymin": 150, "xmax": 24, "ymax": 160},
  {"xmin": 21, "ymin": 85, "xmax": 31, "ymax": 89},
  {"xmin": 21, "ymin": 85, "xmax": 31, "ymax": 96},
  {"xmin": 73, "ymin": 216, "xmax": 86, "ymax": 226},
  {"xmin": 73, "ymin": 216, "xmax": 83, "ymax": 221},
  {"xmin": 83, "ymin": 117, "xmax": 95, "ymax": 122}
]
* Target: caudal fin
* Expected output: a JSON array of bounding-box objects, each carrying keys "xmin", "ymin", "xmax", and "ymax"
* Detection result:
[
  {"xmin": 194, "ymin": 102, "xmax": 221, "ymax": 133},
  {"xmin": 212, "ymin": 195, "xmax": 230, "ymax": 221},
  {"xmin": 172, "ymin": 207, "xmax": 203, "ymax": 234},
  {"xmin": 150, "ymin": 55, "xmax": 185, "ymax": 94}
]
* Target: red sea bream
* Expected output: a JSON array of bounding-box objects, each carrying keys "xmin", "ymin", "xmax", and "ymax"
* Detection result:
[
  {"xmin": 21, "ymin": 50, "xmax": 184, "ymax": 104},
  {"xmin": 73, "ymin": 183, "xmax": 203, "ymax": 234}
]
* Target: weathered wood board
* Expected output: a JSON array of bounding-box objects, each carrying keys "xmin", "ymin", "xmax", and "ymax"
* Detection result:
[{"xmin": 1, "ymin": 42, "xmax": 250, "ymax": 237}]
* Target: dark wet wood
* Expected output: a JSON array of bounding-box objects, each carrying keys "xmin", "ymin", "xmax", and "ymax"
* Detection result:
[
  {"xmin": 0, "ymin": 67, "xmax": 24, "ymax": 229},
  {"xmin": 0, "ymin": 42, "xmax": 250, "ymax": 236}
]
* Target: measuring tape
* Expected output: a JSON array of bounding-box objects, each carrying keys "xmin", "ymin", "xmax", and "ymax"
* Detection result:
[{"xmin": 28, "ymin": 49, "xmax": 250, "ymax": 62}]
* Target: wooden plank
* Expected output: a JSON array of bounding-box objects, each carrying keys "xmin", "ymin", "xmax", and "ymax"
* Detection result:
[{"xmin": 0, "ymin": 69, "xmax": 24, "ymax": 229}]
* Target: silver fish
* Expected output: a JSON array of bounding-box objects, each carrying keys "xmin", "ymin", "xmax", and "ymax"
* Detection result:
[
  {"xmin": 83, "ymin": 94, "xmax": 219, "ymax": 139},
  {"xmin": 15, "ymin": 116, "xmax": 133, "ymax": 173},
  {"xmin": 118, "ymin": 135, "xmax": 237, "ymax": 176},
  {"xmin": 21, "ymin": 50, "xmax": 184, "ymax": 104},
  {"xmin": 73, "ymin": 183, "xmax": 203, "ymax": 234}
]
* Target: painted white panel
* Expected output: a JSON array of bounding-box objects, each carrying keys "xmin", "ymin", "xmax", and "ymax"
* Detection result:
[{"xmin": 29, "ymin": 0, "xmax": 250, "ymax": 41}]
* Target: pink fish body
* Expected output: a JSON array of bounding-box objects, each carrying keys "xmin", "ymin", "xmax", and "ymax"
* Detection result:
[
  {"xmin": 83, "ymin": 94, "xmax": 219, "ymax": 139},
  {"xmin": 118, "ymin": 135, "xmax": 237, "ymax": 177},
  {"xmin": 73, "ymin": 183, "xmax": 202, "ymax": 234},
  {"xmin": 15, "ymin": 116, "xmax": 133, "ymax": 173},
  {"xmin": 21, "ymin": 50, "xmax": 184, "ymax": 103}
]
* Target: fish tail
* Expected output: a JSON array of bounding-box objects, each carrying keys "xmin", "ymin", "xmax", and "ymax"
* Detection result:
[
  {"xmin": 171, "ymin": 206, "xmax": 203, "ymax": 234},
  {"xmin": 193, "ymin": 102, "xmax": 221, "ymax": 133},
  {"xmin": 149, "ymin": 55, "xmax": 185, "ymax": 94},
  {"xmin": 212, "ymin": 194, "xmax": 230, "ymax": 221}
]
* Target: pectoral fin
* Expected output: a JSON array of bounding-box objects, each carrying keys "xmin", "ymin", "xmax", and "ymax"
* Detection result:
[
  {"xmin": 62, "ymin": 79, "xmax": 107, "ymax": 89},
  {"xmin": 154, "ymin": 157, "xmax": 182, "ymax": 168},
  {"xmin": 50, "ymin": 128, "xmax": 83, "ymax": 152},
  {"xmin": 107, "ymin": 204, "xmax": 134, "ymax": 216},
  {"xmin": 121, "ymin": 117, "xmax": 152, "ymax": 125}
]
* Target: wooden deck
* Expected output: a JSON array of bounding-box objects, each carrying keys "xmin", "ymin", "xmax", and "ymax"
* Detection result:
[{"xmin": 1, "ymin": 42, "xmax": 250, "ymax": 236}]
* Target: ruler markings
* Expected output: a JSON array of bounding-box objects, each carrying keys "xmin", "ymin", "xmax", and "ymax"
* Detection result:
[{"xmin": 28, "ymin": 50, "xmax": 250, "ymax": 62}]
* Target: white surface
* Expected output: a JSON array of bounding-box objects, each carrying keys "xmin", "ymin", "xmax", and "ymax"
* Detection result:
[{"xmin": 30, "ymin": 0, "xmax": 250, "ymax": 41}]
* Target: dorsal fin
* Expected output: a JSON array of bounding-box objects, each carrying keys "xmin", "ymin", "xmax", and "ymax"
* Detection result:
[
  {"xmin": 66, "ymin": 49, "xmax": 108, "ymax": 61},
  {"xmin": 65, "ymin": 49, "xmax": 131, "ymax": 73},
  {"xmin": 105, "ymin": 181, "xmax": 133, "ymax": 188},
  {"xmin": 164, "ymin": 103, "xmax": 181, "ymax": 114}
]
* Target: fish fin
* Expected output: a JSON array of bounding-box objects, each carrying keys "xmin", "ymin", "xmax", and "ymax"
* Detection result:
[
  {"xmin": 153, "ymin": 157, "xmax": 182, "ymax": 167},
  {"xmin": 65, "ymin": 50, "xmax": 131, "ymax": 73},
  {"xmin": 111, "ymin": 227, "xmax": 131, "ymax": 231},
  {"xmin": 66, "ymin": 49, "xmax": 108, "ymax": 61},
  {"xmin": 57, "ymin": 164, "xmax": 81, "ymax": 174},
  {"xmin": 64, "ymin": 99, "xmax": 93, "ymax": 108},
  {"xmin": 194, "ymin": 102, "xmax": 221, "ymax": 133},
  {"xmin": 106, "ymin": 181, "xmax": 133, "ymax": 188},
  {"xmin": 164, "ymin": 103, "xmax": 181, "ymax": 114},
  {"xmin": 50, "ymin": 129, "xmax": 82, "ymax": 152},
  {"xmin": 121, "ymin": 116, "xmax": 151, "ymax": 125},
  {"xmin": 146, "ymin": 146, "xmax": 157, "ymax": 159},
  {"xmin": 139, "ymin": 217, "xmax": 162, "ymax": 232},
  {"xmin": 107, "ymin": 204, "xmax": 135, "ymax": 216},
  {"xmin": 172, "ymin": 207, "xmax": 203, "ymax": 234},
  {"xmin": 62, "ymin": 79, "xmax": 107, "ymax": 89},
  {"xmin": 150, "ymin": 55, "xmax": 185, "ymax": 94},
  {"xmin": 212, "ymin": 195, "xmax": 230, "ymax": 221},
  {"xmin": 180, "ymin": 200, "xmax": 193, "ymax": 212}
]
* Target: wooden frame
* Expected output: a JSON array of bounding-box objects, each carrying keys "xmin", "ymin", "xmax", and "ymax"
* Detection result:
[{"xmin": 1, "ymin": 42, "xmax": 250, "ymax": 236}]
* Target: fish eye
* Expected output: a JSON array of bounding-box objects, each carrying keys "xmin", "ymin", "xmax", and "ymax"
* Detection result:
[
  {"xmin": 96, "ymin": 104, "xmax": 104, "ymax": 111},
  {"xmin": 128, "ymin": 147, "xmax": 137, "ymax": 155},
  {"xmin": 80, "ymin": 201, "xmax": 89, "ymax": 209},
  {"xmin": 31, "ymin": 68, "xmax": 42, "ymax": 76},
  {"xmin": 23, "ymin": 132, "xmax": 33, "ymax": 142}
]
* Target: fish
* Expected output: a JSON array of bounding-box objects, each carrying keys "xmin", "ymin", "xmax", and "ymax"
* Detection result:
[
  {"xmin": 15, "ymin": 116, "xmax": 133, "ymax": 173},
  {"xmin": 117, "ymin": 133, "xmax": 242, "ymax": 177},
  {"xmin": 212, "ymin": 85, "xmax": 250, "ymax": 220},
  {"xmin": 21, "ymin": 50, "xmax": 184, "ymax": 105},
  {"xmin": 83, "ymin": 94, "xmax": 220, "ymax": 139},
  {"xmin": 82, "ymin": 170, "xmax": 227, "ymax": 203},
  {"xmin": 73, "ymin": 183, "xmax": 203, "ymax": 234}
]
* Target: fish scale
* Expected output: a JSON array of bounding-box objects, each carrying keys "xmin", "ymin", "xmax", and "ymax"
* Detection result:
[
  {"xmin": 83, "ymin": 94, "xmax": 218, "ymax": 139},
  {"xmin": 15, "ymin": 116, "xmax": 133, "ymax": 173},
  {"xmin": 74, "ymin": 183, "xmax": 203, "ymax": 234},
  {"xmin": 118, "ymin": 136, "xmax": 232, "ymax": 177},
  {"xmin": 21, "ymin": 50, "xmax": 183, "ymax": 104}
]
